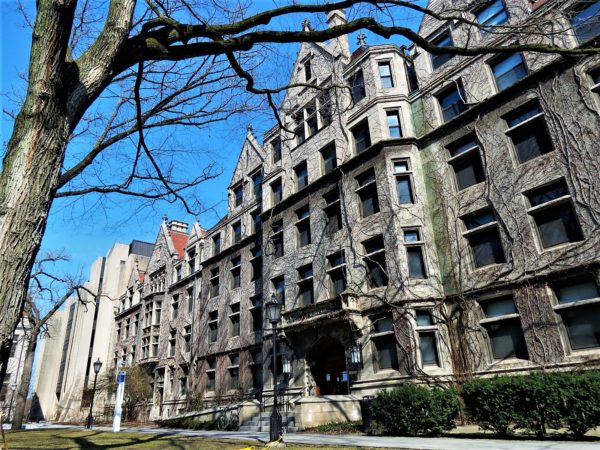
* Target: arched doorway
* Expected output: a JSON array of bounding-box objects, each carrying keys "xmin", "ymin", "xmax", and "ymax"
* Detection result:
[{"xmin": 307, "ymin": 337, "xmax": 348, "ymax": 395}]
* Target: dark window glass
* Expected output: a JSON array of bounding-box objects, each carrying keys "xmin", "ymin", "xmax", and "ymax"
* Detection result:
[
  {"xmin": 213, "ymin": 235, "xmax": 221, "ymax": 254},
  {"xmin": 467, "ymin": 228, "xmax": 506, "ymax": 267},
  {"xmin": 252, "ymin": 172, "xmax": 263, "ymax": 199},
  {"xmin": 554, "ymin": 279, "xmax": 600, "ymax": 304},
  {"xmin": 298, "ymin": 280, "xmax": 314, "ymax": 306},
  {"xmin": 295, "ymin": 162, "xmax": 309, "ymax": 190},
  {"xmin": 437, "ymin": 82, "xmax": 467, "ymax": 122},
  {"xmin": 527, "ymin": 180, "xmax": 569, "ymax": 207},
  {"xmin": 374, "ymin": 316, "xmax": 394, "ymax": 333},
  {"xmin": 416, "ymin": 311, "xmax": 433, "ymax": 326},
  {"xmin": 232, "ymin": 221, "xmax": 242, "ymax": 244},
  {"xmin": 431, "ymin": 31, "xmax": 455, "ymax": 69},
  {"xmin": 485, "ymin": 319, "xmax": 529, "ymax": 360},
  {"xmin": 406, "ymin": 62, "xmax": 420, "ymax": 93},
  {"xmin": 364, "ymin": 237, "xmax": 388, "ymax": 288},
  {"xmin": 505, "ymin": 103, "xmax": 553, "ymax": 163},
  {"xmin": 396, "ymin": 176, "xmax": 414, "ymax": 204},
  {"xmin": 352, "ymin": 120, "xmax": 371, "ymax": 153},
  {"xmin": 321, "ymin": 143, "xmax": 337, "ymax": 174},
  {"xmin": 374, "ymin": 335, "xmax": 399, "ymax": 370},
  {"xmin": 448, "ymin": 137, "xmax": 485, "ymax": 190},
  {"xmin": 570, "ymin": 1, "xmax": 600, "ymax": 43},
  {"xmin": 252, "ymin": 210, "xmax": 262, "ymax": 234},
  {"xmin": 233, "ymin": 185, "xmax": 243, "ymax": 207},
  {"xmin": 351, "ymin": 70, "xmax": 366, "ymax": 102},
  {"xmin": 407, "ymin": 247, "xmax": 427, "ymax": 279},
  {"xmin": 272, "ymin": 139, "xmax": 282, "ymax": 163},
  {"xmin": 591, "ymin": 66, "xmax": 600, "ymax": 84},
  {"xmin": 330, "ymin": 269, "xmax": 347, "ymax": 297},
  {"xmin": 324, "ymin": 187, "xmax": 342, "ymax": 235},
  {"xmin": 492, "ymin": 53, "xmax": 527, "ymax": 91},
  {"xmin": 304, "ymin": 59, "xmax": 312, "ymax": 81},
  {"xmin": 206, "ymin": 371, "xmax": 215, "ymax": 391},
  {"xmin": 271, "ymin": 179, "xmax": 282, "ymax": 205},
  {"xmin": 463, "ymin": 208, "xmax": 496, "ymax": 230},
  {"xmin": 272, "ymin": 276, "xmax": 285, "ymax": 306},
  {"xmin": 419, "ymin": 332, "xmax": 439, "ymax": 366},
  {"xmin": 481, "ymin": 295, "xmax": 517, "ymax": 317},
  {"xmin": 386, "ymin": 111, "xmax": 402, "ymax": 138},
  {"xmin": 477, "ymin": 0, "xmax": 508, "ymax": 28},
  {"xmin": 379, "ymin": 62, "xmax": 394, "ymax": 88},
  {"xmin": 297, "ymin": 220, "xmax": 311, "ymax": 247},
  {"xmin": 560, "ymin": 304, "xmax": 600, "ymax": 349}
]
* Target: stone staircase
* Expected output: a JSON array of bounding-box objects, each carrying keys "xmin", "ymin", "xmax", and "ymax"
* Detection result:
[{"xmin": 239, "ymin": 411, "xmax": 297, "ymax": 432}]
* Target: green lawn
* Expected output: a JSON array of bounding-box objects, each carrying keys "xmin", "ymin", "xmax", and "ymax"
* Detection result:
[{"xmin": 0, "ymin": 429, "xmax": 374, "ymax": 450}]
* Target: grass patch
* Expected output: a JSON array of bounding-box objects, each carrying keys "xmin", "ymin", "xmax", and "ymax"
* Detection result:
[{"xmin": 302, "ymin": 421, "xmax": 363, "ymax": 435}]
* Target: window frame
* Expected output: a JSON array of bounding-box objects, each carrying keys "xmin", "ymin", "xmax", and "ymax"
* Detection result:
[
  {"xmin": 461, "ymin": 207, "xmax": 506, "ymax": 269},
  {"xmin": 378, "ymin": 61, "xmax": 394, "ymax": 88},
  {"xmin": 436, "ymin": 81, "xmax": 468, "ymax": 122},
  {"xmin": 414, "ymin": 310, "xmax": 441, "ymax": 367},
  {"xmin": 356, "ymin": 168, "xmax": 380, "ymax": 218},
  {"xmin": 351, "ymin": 119, "xmax": 371, "ymax": 154},
  {"xmin": 327, "ymin": 251, "xmax": 347, "ymax": 298},
  {"xmin": 446, "ymin": 135, "xmax": 486, "ymax": 191},
  {"xmin": 430, "ymin": 30, "xmax": 456, "ymax": 70},
  {"xmin": 386, "ymin": 110, "xmax": 403, "ymax": 138},
  {"xmin": 294, "ymin": 161, "xmax": 309, "ymax": 191},
  {"xmin": 296, "ymin": 264, "xmax": 315, "ymax": 307},
  {"xmin": 295, "ymin": 205, "xmax": 311, "ymax": 248},
  {"xmin": 363, "ymin": 235, "xmax": 388, "ymax": 289},
  {"xmin": 475, "ymin": 0, "xmax": 509, "ymax": 30},
  {"xmin": 370, "ymin": 315, "xmax": 399, "ymax": 371},
  {"xmin": 490, "ymin": 52, "xmax": 528, "ymax": 92},
  {"xmin": 403, "ymin": 228, "xmax": 428, "ymax": 279}
]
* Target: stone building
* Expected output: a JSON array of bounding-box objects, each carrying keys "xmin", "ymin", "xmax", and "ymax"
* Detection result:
[{"xmin": 37, "ymin": 0, "xmax": 600, "ymax": 428}]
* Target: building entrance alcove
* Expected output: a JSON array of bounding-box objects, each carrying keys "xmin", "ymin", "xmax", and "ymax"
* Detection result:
[{"xmin": 307, "ymin": 337, "xmax": 348, "ymax": 395}]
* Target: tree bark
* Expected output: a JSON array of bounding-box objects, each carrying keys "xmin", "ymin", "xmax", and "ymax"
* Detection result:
[{"xmin": 11, "ymin": 335, "xmax": 36, "ymax": 430}]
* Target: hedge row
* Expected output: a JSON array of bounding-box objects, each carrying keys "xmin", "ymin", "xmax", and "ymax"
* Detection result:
[
  {"xmin": 155, "ymin": 416, "xmax": 219, "ymax": 430},
  {"xmin": 370, "ymin": 371, "xmax": 600, "ymax": 438}
]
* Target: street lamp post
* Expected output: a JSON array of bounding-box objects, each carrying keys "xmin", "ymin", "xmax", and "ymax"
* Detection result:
[
  {"xmin": 265, "ymin": 293, "xmax": 283, "ymax": 442},
  {"xmin": 85, "ymin": 358, "xmax": 103, "ymax": 429},
  {"xmin": 7, "ymin": 384, "xmax": 16, "ymax": 422}
]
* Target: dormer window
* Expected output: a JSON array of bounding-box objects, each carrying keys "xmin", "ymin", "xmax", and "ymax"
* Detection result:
[
  {"xmin": 233, "ymin": 184, "xmax": 243, "ymax": 207},
  {"xmin": 351, "ymin": 70, "xmax": 366, "ymax": 103},
  {"xmin": 430, "ymin": 30, "xmax": 455, "ymax": 70},
  {"xmin": 304, "ymin": 58, "xmax": 312, "ymax": 82},
  {"xmin": 271, "ymin": 138, "xmax": 282, "ymax": 163}
]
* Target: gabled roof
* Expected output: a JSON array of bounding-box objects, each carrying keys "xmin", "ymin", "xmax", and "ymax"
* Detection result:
[{"xmin": 229, "ymin": 126, "xmax": 265, "ymax": 188}]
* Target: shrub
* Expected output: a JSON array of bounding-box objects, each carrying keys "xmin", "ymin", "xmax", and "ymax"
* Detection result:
[
  {"xmin": 562, "ymin": 370, "xmax": 600, "ymax": 438},
  {"xmin": 303, "ymin": 421, "xmax": 362, "ymax": 434},
  {"xmin": 370, "ymin": 384, "xmax": 459, "ymax": 436}
]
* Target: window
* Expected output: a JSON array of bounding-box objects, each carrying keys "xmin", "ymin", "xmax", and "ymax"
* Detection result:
[
  {"xmin": 206, "ymin": 358, "xmax": 216, "ymax": 391},
  {"xmin": 504, "ymin": 102, "xmax": 553, "ymax": 164},
  {"xmin": 371, "ymin": 315, "xmax": 399, "ymax": 371},
  {"xmin": 171, "ymin": 295, "xmax": 179, "ymax": 319},
  {"xmin": 462, "ymin": 207, "xmax": 506, "ymax": 268},
  {"xmin": 183, "ymin": 325, "xmax": 191, "ymax": 352},
  {"xmin": 271, "ymin": 138, "xmax": 282, "ymax": 163},
  {"xmin": 476, "ymin": 0, "xmax": 508, "ymax": 29},
  {"xmin": 230, "ymin": 303, "xmax": 240, "ymax": 337},
  {"xmin": 250, "ymin": 245, "xmax": 262, "ymax": 281},
  {"xmin": 327, "ymin": 251, "xmax": 347, "ymax": 298},
  {"xmin": 352, "ymin": 119, "xmax": 371, "ymax": 153},
  {"xmin": 296, "ymin": 265, "xmax": 314, "ymax": 307},
  {"xmin": 295, "ymin": 161, "xmax": 309, "ymax": 191},
  {"xmin": 252, "ymin": 171, "xmax": 263, "ymax": 200},
  {"xmin": 320, "ymin": 143, "xmax": 337, "ymax": 174},
  {"xmin": 251, "ymin": 209, "xmax": 262, "ymax": 234},
  {"xmin": 209, "ymin": 267, "xmax": 220, "ymax": 298},
  {"xmin": 151, "ymin": 336, "xmax": 159, "ymax": 357},
  {"xmin": 213, "ymin": 234, "xmax": 221, "ymax": 255},
  {"xmin": 271, "ymin": 178, "xmax": 283, "ymax": 206},
  {"xmin": 323, "ymin": 186, "xmax": 342, "ymax": 235},
  {"xmin": 552, "ymin": 277, "xmax": 600, "ymax": 350},
  {"xmin": 292, "ymin": 110, "xmax": 306, "ymax": 147},
  {"xmin": 187, "ymin": 249, "xmax": 196, "ymax": 274},
  {"xmin": 272, "ymin": 276, "xmax": 285, "ymax": 308},
  {"xmin": 351, "ymin": 70, "xmax": 366, "ymax": 103},
  {"xmin": 318, "ymin": 89, "xmax": 333, "ymax": 127},
  {"xmin": 250, "ymin": 295, "xmax": 263, "ymax": 332},
  {"xmin": 525, "ymin": 180, "xmax": 583, "ymax": 248},
  {"xmin": 169, "ymin": 329, "xmax": 176, "ymax": 357},
  {"xmin": 403, "ymin": 229, "xmax": 427, "ymax": 279},
  {"xmin": 363, "ymin": 236, "xmax": 388, "ymax": 288},
  {"xmin": 570, "ymin": 1, "xmax": 600, "ymax": 43},
  {"xmin": 296, "ymin": 206, "xmax": 311, "ymax": 247},
  {"xmin": 232, "ymin": 221, "xmax": 242, "ymax": 244},
  {"xmin": 153, "ymin": 301, "xmax": 162, "ymax": 325},
  {"xmin": 430, "ymin": 31, "xmax": 455, "ymax": 69},
  {"xmin": 230, "ymin": 256, "xmax": 241, "ymax": 289},
  {"xmin": 304, "ymin": 58, "xmax": 312, "ymax": 81},
  {"xmin": 271, "ymin": 220, "xmax": 284, "ymax": 258},
  {"xmin": 479, "ymin": 295, "xmax": 528, "ymax": 360},
  {"xmin": 590, "ymin": 66, "xmax": 600, "ymax": 88},
  {"xmin": 386, "ymin": 110, "xmax": 402, "ymax": 138},
  {"xmin": 356, "ymin": 169, "xmax": 380, "ymax": 218},
  {"xmin": 233, "ymin": 184, "xmax": 243, "ymax": 207},
  {"xmin": 491, "ymin": 53, "xmax": 527, "ymax": 91},
  {"xmin": 447, "ymin": 135, "xmax": 485, "ymax": 190},
  {"xmin": 406, "ymin": 62, "xmax": 420, "ymax": 93},
  {"xmin": 306, "ymin": 102, "xmax": 318, "ymax": 138},
  {"xmin": 436, "ymin": 81, "xmax": 467, "ymax": 122},
  {"xmin": 415, "ymin": 311, "xmax": 440, "ymax": 366},
  {"xmin": 250, "ymin": 349, "xmax": 263, "ymax": 389},
  {"xmin": 394, "ymin": 159, "xmax": 415, "ymax": 204},
  {"xmin": 180, "ymin": 376, "xmax": 188, "ymax": 397},
  {"xmin": 378, "ymin": 61, "xmax": 394, "ymax": 88},
  {"xmin": 208, "ymin": 310, "xmax": 218, "ymax": 343},
  {"xmin": 187, "ymin": 287, "xmax": 194, "ymax": 313},
  {"xmin": 175, "ymin": 265, "xmax": 183, "ymax": 282}
]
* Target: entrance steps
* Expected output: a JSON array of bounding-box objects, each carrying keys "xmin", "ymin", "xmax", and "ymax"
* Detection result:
[{"xmin": 239, "ymin": 411, "xmax": 297, "ymax": 433}]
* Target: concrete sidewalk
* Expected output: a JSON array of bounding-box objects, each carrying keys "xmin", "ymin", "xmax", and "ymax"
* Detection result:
[{"xmin": 24, "ymin": 422, "xmax": 600, "ymax": 450}]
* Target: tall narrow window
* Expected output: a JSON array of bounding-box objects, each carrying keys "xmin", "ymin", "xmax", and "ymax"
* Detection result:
[
  {"xmin": 306, "ymin": 102, "xmax": 318, "ymax": 138},
  {"xmin": 229, "ymin": 303, "xmax": 240, "ymax": 337},
  {"xmin": 292, "ymin": 110, "xmax": 306, "ymax": 147},
  {"xmin": 462, "ymin": 207, "xmax": 506, "ymax": 268},
  {"xmin": 206, "ymin": 358, "xmax": 216, "ymax": 391},
  {"xmin": 406, "ymin": 62, "xmax": 420, "ymax": 93},
  {"xmin": 352, "ymin": 120, "xmax": 371, "ymax": 153},
  {"xmin": 169, "ymin": 330, "xmax": 176, "ymax": 357},
  {"xmin": 370, "ymin": 315, "xmax": 399, "ymax": 371},
  {"xmin": 213, "ymin": 234, "xmax": 221, "ymax": 255},
  {"xmin": 296, "ymin": 205, "xmax": 311, "ymax": 247},
  {"xmin": 378, "ymin": 62, "xmax": 394, "ymax": 88},
  {"xmin": 430, "ymin": 31, "xmax": 455, "ymax": 69},
  {"xmin": 504, "ymin": 102, "xmax": 553, "ymax": 164},
  {"xmin": 208, "ymin": 310, "xmax": 218, "ymax": 343},
  {"xmin": 232, "ymin": 221, "xmax": 242, "ymax": 244},
  {"xmin": 251, "ymin": 210, "xmax": 262, "ymax": 234},
  {"xmin": 250, "ymin": 348, "xmax": 263, "ymax": 389},
  {"xmin": 252, "ymin": 171, "xmax": 263, "ymax": 200},
  {"xmin": 271, "ymin": 138, "xmax": 282, "ymax": 163},
  {"xmin": 415, "ymin": 311, "xmax": 440, "ymax": 366},
  {"xmin": 171, "ymin": 295, "xmax": 179, "ymax": 319},
  {"xmin": 187, "ymin": 249, "xmax": 196, "ymax": 275},
  {"xmin": 271, "ymin": 220, "xmax": 284, "ymax": 258},
  {"xmin": 323, "ymin": 186, "xmax": 342, "ymax": 235},
  {"xmin": 186, "ymin": 287, "xmax": 194, "ymax": 313},
  {"xmin": 386, "ymin": 111, "xmax": 402, "ymax": 138},
  {"xmin": 272, "ymin": 276, "xmax": 285, "ymax": 308},
  {"xmin": 447, "ymin": 135, "xmax": 485, "ymax": 190},
  {"xmin": 570, "ymin": 1, "xmax": 600, "ymax": 43},
  {"xmin": 479, "ymin": 295, "xmax": 528, "ymax": 360},
  {"xmin": 304, "ymin": 58, "xmax": 312, "ymax": 81},
  {"xmin": 320, "ymin": 143, "xmax": 337, "ymax": 174},
  {"xmin": 271, "ymin": 178, "xmax": 282, "ymax": 206},
  {"xmin": 233, "ymin": 184, "xmax": 243, "ymax": 207},
  {"xmin": 525, "ymin": 180, "xmax": 583, "ymax": 248},
  {"xmin": 227, "ymin": 353, "xmax": 240, "ymax": 390},
  {"xmin": 356, "ymin": 169, "xmax": 380, "ymax": 218},
  {"xmin": 394, "ymin": 159, "xmax": 415, "ymax": 204},
  {"xmin": 552, "ymin": 277, "xmax": 600, "ymax": 350},
  {"xmin": 250, "ymin": 245, "xmax": 262, "ymax": 281},
  {"xmin": 250, "ymin": 295, "xmax": 263, "ymax": 332},
  {"xmin": 230, "ymin": 256, "xmax": 241, "ymax": 289},
  {"xmin": 318, "ymin": 89, "xmax": 333, "ymax": 127},
  {"xmin": 351, "ymin": 70, "xmax": 366, "ymax": 103},
  {"xmin": 476, "ymin": 0, "xmax": 508, "ymax": 29},
  {"xmin": 436, "ymin": 81, "xmax": 467, "ymax": 122},
  {"xmin": 297, "ymin": 264, "xmax": 314, "ymax": 306},
  {"xmin": 403, "ymin": 229, "xmax": 427, "ymax": 279},
  {"xmin": 363, "ymin": 236, "xmax": 388, "ymax": 288},
  {"xmin": 327, "ymin": 251, "xmax": 347, "ymax": 298},
  {"xmin": 295, "ymin": 161, "xmax": 309, "ymax": 190},
  {"xmin": 491, "ymin": 53, "xmax": 527, "ymax": 91},
  {"xmin": 209, "ymin": 267, "xmax": 220, "ymax": 298}
]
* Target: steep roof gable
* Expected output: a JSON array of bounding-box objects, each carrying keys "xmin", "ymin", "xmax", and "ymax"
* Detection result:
[{"xmin": 229, "ymin": 126, "xmax": 265, "ymax": 188}]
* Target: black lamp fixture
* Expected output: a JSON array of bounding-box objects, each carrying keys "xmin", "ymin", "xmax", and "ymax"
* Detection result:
[
  {"xmin": 348, "ymin": 343, "xmax": 362, "ymax": 368},
  {"xmin": 85, "ymin": 358, "xmax": 102, "ymax": 429},
  {"xmin": 266, "ymin": 293, "xmax": 283, "ymax": 442},
  {"xmin": 282, "ymin": 354, "xmax": 292, "ymax": 376}
]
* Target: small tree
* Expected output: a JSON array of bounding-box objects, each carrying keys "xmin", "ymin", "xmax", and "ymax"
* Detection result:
[{"xmin": 102, "ymin": 365, "xmax": 153, "ymax": 422}]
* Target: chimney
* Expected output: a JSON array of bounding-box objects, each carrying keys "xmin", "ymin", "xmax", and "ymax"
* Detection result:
[
  {"xmin": 168, "ymin": 220, "xmax": 188, "ymax": 234},
  {"xmin": 327, "ymin": 9, "xmax": 350, "ymax": 58}
]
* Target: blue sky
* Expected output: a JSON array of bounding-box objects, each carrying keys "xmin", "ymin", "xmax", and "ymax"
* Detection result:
[{"xmin": 1, "ymin": 1, "xmax": 419, "ymax": 284}]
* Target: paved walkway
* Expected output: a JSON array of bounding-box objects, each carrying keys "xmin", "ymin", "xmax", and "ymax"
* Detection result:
[{"xmin": 24, "ymin": 423, "xmax": 600, "ymax": 450}]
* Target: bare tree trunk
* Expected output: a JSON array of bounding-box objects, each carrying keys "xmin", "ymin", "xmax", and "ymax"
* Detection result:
[
  {"xmin": 0, "ymin": 0, "xmax": 77, "ymax": 379},
  {"xmin": 11, "ymin": 335, "xmax": 37, "ymax": 430}
]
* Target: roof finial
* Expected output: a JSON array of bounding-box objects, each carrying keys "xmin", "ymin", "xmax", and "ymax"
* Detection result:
[
  {"xmin": 247, "ymin": 124, "xmax": 253, "ymax": 135},
  {"xmin": 357, "ymin": 32, "xmax": 368, "ymax": 48},
  {"xmin": 162, "ymin": 214, "xmax": 168, "ymax": 223},
  {"xmin": 302, "ymin": 18, "xmax": 313, "ymax": 32}
]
